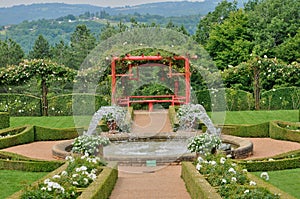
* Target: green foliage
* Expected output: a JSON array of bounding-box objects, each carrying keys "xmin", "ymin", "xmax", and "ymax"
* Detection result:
[
  {"xmin": 205, "ymin": 9, "xmax": 253, "ymax": 70},
  {"xmin": 0, "ymin": 93, "xmax": 41, "ymax": 116},
  {"xmin": 261, "ymin": 87, "xmax": 300, "ymax": 110},
  {"xmin": 269, "ymin": 121, "xmax": 300, "ymax": 142},
  {"xmin": 34, "ymin": 126, "xmax": 81, "ymax": 141},
  {"xmin": 220, "ymin": 122, "xmax": 269, "ymax": 137},
  {"xmin": 0, "ymin": 38, "xmax": 24, "ymax": 67},
  {"xmin": 0, "ymin": 126, "xmax": 34, "ymax": 149},
  {"xmin": 196, "ymin": 88, "xmax": 253, "ymax": 111},
  {"xmin": 181, "ymin": 162, "xmax": 222, "ymax": 199},
  {"xmin": 72, "ymin": 135, "xmax": 110, "ymax": 155},
  {"xmin": 28, "ymin": 35, "xmax": 51, "ymax": 59},
  {"xmin": 0, "ymin": 112, "xmax": 9, "ymax": 129}
]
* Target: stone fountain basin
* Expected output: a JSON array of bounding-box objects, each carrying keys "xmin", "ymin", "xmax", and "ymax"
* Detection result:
[{"xmin": 52, "ymin": 133, "xmax": 253, "ymax": 165}]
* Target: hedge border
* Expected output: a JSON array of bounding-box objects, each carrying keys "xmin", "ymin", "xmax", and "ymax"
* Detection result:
[
  {"xmin": 0, "ymin": 151, "xmax": 64, "ymax": 172},
  {"xmin": 181, "ymin": 162, "xmax": 296, "ymax": 199},
  {"xmin": 34, "ymin": 126, "xmax": 83, "ymax": 141},
  {"xmin": 181, "ymin": 162, "xmax": 221, "ymax": 199},
  {"xmin": 0, "ymin": 112, "xmax": 9, "ymax": 129},
  {"xmin": 7, "ymin": 162, "xmax": 118, "ymax": 199},
  {"xmin": 0, "ymin": 125, "xmax": 34, "ymax": 149},
  {"xmin": 269, "ymin": 121, "xmax": 300, "ymax": 142}
]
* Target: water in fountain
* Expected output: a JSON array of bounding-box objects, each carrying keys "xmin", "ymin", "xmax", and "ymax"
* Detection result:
[
  {"xmin": 85, "ymin": 106, "xmax": 130, "ymax": 135},
  {"xmin": 177, "ymin": 103, "xmax": 221, "ymax": 135}
]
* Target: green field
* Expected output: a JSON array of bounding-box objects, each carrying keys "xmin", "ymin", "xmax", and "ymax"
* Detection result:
[
  {"xmin": 0, "ymin": 170, "xmax": 48, "ymax": 198},
  {"xmin": 10, "ymin": 110, "xmax": 299, "ymax": 128},
  {"xmin": 253, "ymin": 168, "xmax": 300, "ymax": 199}
]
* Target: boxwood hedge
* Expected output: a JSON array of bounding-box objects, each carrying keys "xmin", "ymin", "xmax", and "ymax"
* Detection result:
[{"xmin": 0, "ymin": 112, "xmax": 9, "ymax": 129}]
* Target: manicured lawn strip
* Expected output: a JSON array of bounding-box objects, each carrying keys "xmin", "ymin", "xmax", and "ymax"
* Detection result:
[
  {"xmin": 214, "ymin": 110, "xmax": 298, "ymax": 125},
  {"xmin": 252, "ymin": 168, "xmax": 300, "ymax": 199},
  {"xmin": 0, "ymin": 170, "xmax": 48, "ymax": 198},
  {"xmin": 10, "ymin": 116, "xmax": 92, "ymax": 128}
]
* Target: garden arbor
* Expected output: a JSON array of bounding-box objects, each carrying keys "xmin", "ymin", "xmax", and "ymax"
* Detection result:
[{"xmin": 111, "ymin": 53, "xmax": 191, "ymax": 111}]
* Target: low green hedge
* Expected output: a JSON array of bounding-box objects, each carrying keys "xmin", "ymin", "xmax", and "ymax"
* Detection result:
[
  {"xmin": 0, "ymin": 125, "xmax": 34, "ymax": 149},
  {"xmin": 238, "ymin": 157, "xmax": 300, "ymax": 172},
  {"xmin": 219, "ymin": 122, "xmax": 269, "ymax": 137},
  {"xmin": 181, "ymin": 162, "xmax": 221, "ymax": 199},
  {"xmin": 0, "ymin": 151, "xmax": 64, "ymax": 172},
  {"xmin": 34, "ymin": 126, "xmax": 83, "ymax": 141},
  {"xmin": 182, "ymin": 161, "xmax": 295, "ymax": 199},
  {"xmin": 168, "ymin": 105, "xmax": 179, "ymax": 130},
  {"xmin": 7, "ymin": 162, "xmax": 118, "ymax": 199},
  {"xmin": 0, "ymin": 112, "xmax": 9, "ymax": 129},
  {"xmin": 269, "ymin": 121, "xmax": 300, "ymax": 142},
  {"xmin": 78, "ymin": 162, "xmax": 118, "ymax": 199}
]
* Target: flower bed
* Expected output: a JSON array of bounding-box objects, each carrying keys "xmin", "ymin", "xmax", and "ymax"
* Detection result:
[
  {"xmin": 8, "ymin": 155, "xmax": 118, "ymax": 199},
  {"xmin": 182, "ymin": 154, "xmax": 296, "ymax": 199}
]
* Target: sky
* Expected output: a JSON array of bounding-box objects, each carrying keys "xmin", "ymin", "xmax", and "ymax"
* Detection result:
[{"xmin": 0, "ymin": 0, "xmax": 204, "ymax": 8}]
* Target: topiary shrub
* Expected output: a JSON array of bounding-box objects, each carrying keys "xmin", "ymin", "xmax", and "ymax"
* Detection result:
[
  {"xmin": 0, "ymin": 125, "xmax": 34, "ymax": 149},
  {"xmin": 34, "ymin": 126, "xmax": 83, "ymax": 141},
  {"xmin": 260, "ymin": 87, "xmax": 300, "ymax": 110},
  {"xmin": 0, "ymin": 112, "xmax": 9, "ymax": 129},
  {"xmin": 219, "ymin": 122, "xmax": 269, "ymax": 137},
  {"xmin": 269, "ymin": 121, "xmax": 300, "ymax": 142}
]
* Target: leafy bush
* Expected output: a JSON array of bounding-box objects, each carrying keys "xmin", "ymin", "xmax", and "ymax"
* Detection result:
[
  {"xmin": 188, "ymin": 133, "xmax": 221, "ymax": 155},
  {"xmin": 21, "ymin": 154, "xmax": 107, "ymax": 199},
  {"xmin": 220, "ymin": 122, "xmax": 269, "ymax": 137},
  {"xmin": 261, "ymin": 87, "xmax": 300, "ymax": 110},
  {"xmin": 269, "ymin": 121, "xmax": 300, "ymax": 142},
  {"xmin": 0, "ymin": 94, "xmax": 41, "ymax": 116},
  {"xmin": 0, "ymin": 112, "xmax": 9, "ymax": 129},
  {"xmin": 0, "ymin": 126, "xmax": 34, "ymax": 149},
  {"xmin": 34, "ymin": 126, "xmax": 82, "ymax": 141},
  {"xmin": 72, "ymin": 135, "xmax": 110, "ymax": 156}
]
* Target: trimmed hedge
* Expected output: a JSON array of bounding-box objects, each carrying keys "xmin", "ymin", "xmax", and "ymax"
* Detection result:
[
  {"xmin": 0, "ymin": 125, "xmax": 34, "ymax": 149},
  {"xmin": 0, "ymin": 112, "xmax": 9, "ymax": 129},
  {"xmin": 269, "ymin": 121, "xmax": 300, "ymax": 142},
  {"xmin": 168, "ymin": 105, "xmax": 179, "ymax": 130},
  {"xmin": 181, "ymin": 162, "xmax": 221, "ymax": 199},
  {"xmin": 0, "ymin": 93, "xmax": 41, "ymax": 116},
  {"xmin": 182, "ymin": 162, "xmax": 295, "ymax": 199},
  {"xmin": 238, "ymin": 157, "xmax": 300, "ymax": 172},
  {"xmin": 260, "ymin": 87, "xmax": 300, "ymax": 110},
  {"xmin": 34, "ymin": 126, "xmax": 83, "ymax": 141},
  {"xmin": 78, "ymin": 162, "xmax": 118, "ymax": 199},
  {"xmin": 219, "ymin": 122, "xmax": 269, "ymax": 137},
  {"xmin": 7, "ymin": 162, "xmax": 118, "ymax": 199}
]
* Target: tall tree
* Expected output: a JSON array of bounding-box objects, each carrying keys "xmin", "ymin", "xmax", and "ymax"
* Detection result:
[
  {"xmin": 0, "ymin": 39, "xmax": 24, "ymax": 67},
  {"xmin": 247, "ymin": 0, "xmax": 300, "ymax": 57},
  {"xmin": 68, "ymin": 25, "xmax": 96, "ymax": 70},
  {"xmin": 194, "ymin": 0, "xmax": 238, "ymax": 45},
  {"xmin": 205, "ymin": 9, "xmax": 253, "ymax": 70},
  {"xmin": 50, "ymin": 40, "xmax": 69, "ymax": 66},
  {"xmin": 28, "ymin": 35, "xmax": 50, "ymax": 59}
]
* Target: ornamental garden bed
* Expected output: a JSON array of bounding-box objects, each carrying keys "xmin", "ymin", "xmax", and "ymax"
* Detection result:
[{"xmin": 7, "ymin": 156, "xmax": 118, "ymax": 199}]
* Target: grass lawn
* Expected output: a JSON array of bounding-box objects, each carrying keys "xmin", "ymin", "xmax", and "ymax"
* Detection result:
[
  {"xmin": 212, "ymin": 110, "xmax": 299, "ymax": 125},
  {"xmin": 0, "ymin": 170, "xmax": 48, "ymax": 198},
  {"xmin": 252, "ymin": 168, "xmax": 300, "ymax": 199},
  {"xmin": 10, "ymin": 110, "xmax": 299, "ymax": 128}
]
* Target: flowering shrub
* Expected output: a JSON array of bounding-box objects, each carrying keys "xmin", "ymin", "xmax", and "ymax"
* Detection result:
[
  {"xmin": 195, "ymin": 154, "xmax": 280, "ymax": 199},
  {"xmin": 187, "ymin": 133, "xmax": 221, "ymax": 155},
  {"xmin": 21, "ymin": 154, "xmax": 106, "ymax": 199},
  {"xmin": 72, "ymin": 135, "xmax": 110, "ymax": 156}
]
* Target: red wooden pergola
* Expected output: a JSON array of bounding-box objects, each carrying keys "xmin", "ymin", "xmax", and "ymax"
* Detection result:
[{"xmin": 111, "ymin": 54, "xmax": 190, "ymax": 111}]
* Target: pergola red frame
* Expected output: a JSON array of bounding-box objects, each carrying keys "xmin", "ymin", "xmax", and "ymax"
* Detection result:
[{"xmin": 111, "ymin": 54, "xmax": 190, "ymax": 110}]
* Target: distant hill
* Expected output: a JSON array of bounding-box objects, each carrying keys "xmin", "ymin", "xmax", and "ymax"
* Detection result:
[{"xmin": 0, "ymin": 1, "xmax": 244, "ymax": 26}]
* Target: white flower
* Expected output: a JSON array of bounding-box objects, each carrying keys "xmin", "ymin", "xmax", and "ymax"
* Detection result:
[
  {"xmin": 196, "ymin": 163, "xmax": 202, "ymax": 171},
  {"xmin": 72, "ymin": 174, "xmax": 79, "ymax": 178},
  {"xmin": 268, "ymin": 158, "xmax": 274, "ymax": 161},
  {"xmin": 44, "ymin": 178, "xmax": 50, "ymax": 184},
  {"xmin": 260, "ymin": 172, "xmax": 269, "ymax": 181},
  {"xmin": 72, "ymin": 181, "xmax": 79, "ymax": 185},
  {"xmin": 41, "ymin": 187, "xmax": 47, "ymax": 191},
  {"xmin": 228, "ymin": 168, "xmax": 236, "ymax": 174},
  {"xmin": 220, "ymin": 157, "xmax": 226, "ymax": 164},
  {"xmin": 242, "ymin": 169, "xmax": 247, "ymax": 173},
  {"xmin": 210, "ymin": 161, "xmax": 217, "ymax": 166},
  {"xmin": 231, "ymin": 177, "xmax": 237, "ymax": 182},
  {"xmin": 197, "ymin": 156, "xmax": 204, "ymax": 163},
  {"xmin": 250, "ymin": 181, "xmax": 256, "ymax": 186},
  {"xmin": 221, "ymin": 179, "xmax": 227, "ymax": 184},
  {"xmin": 61, "ymin": 171, "xmax": 68, "ymax": 176},
  {"xmin": 52, "ymin": 175, "xmax": 60, "ymax": 179},
  {"xmin": 231, "ymin": 163, "xmax": 237, "ymax": 167},
  {"xmin": 244, "ymin": 189, "xmax": 250, "ymax": 194}
]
